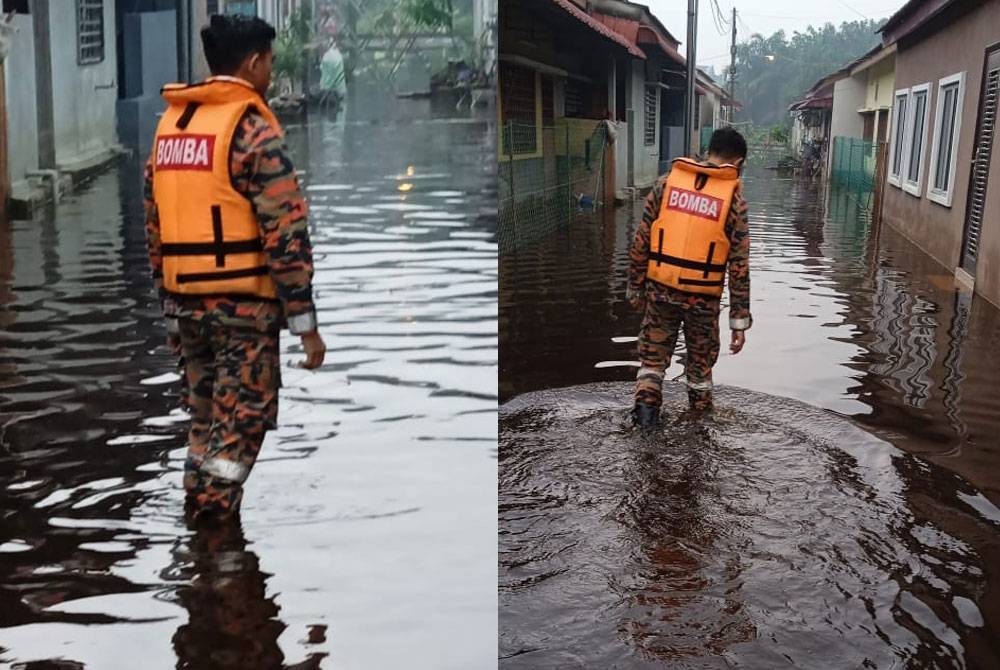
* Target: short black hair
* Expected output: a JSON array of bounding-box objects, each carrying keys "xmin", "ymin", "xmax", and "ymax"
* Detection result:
[
  {"xmin": 707, "ymin": 126, "xmax": 748, "ymax": 161},
  {"xmin": 200, "ymin": 14, "xmax": 276, "ymax": 75}
]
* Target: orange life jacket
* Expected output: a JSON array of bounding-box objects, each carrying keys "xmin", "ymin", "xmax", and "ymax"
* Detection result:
[
  {"xmin": 151, "ymin": 77, "xmax": 283, "ymax": 299},
  {"xmin": 646, "ymin": 157, "xmax": 740, "ymax": 297}
]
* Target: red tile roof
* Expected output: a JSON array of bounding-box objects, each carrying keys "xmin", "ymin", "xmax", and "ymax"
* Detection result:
[{"xmin": 549, "ymin": 0, "xmax": 646, "ymax": 58}]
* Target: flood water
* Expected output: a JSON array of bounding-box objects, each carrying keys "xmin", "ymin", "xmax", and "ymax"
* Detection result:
[
  {"xmin": 499, "ymin": 171, "xmax": 1000, "ymax": 667},
  {"xmin": 0, "ymin": 98, "xmax": 497, "ymax": 669}
]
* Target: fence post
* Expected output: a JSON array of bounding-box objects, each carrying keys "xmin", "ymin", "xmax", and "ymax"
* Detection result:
[{"xmin": 565, "ymin": 123, "xmax": 571, "ymax": 226}]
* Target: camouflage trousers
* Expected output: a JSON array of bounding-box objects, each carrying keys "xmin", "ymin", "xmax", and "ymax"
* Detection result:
[
  {"xmin": 178, "ymin": 318, "xmax": 280, "ymax": 520},
  {"xmin": 635, "ymin": 299, "xmax": 720, "ymax": 411}
]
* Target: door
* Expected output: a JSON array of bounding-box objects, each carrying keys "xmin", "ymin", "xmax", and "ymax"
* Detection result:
[{"xmin": 961, "ymin": 49, "xmax": 1000, "ymax": 274}]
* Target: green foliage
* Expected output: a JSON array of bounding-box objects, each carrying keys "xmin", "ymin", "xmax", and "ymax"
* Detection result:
[
  {"xmin": 402, "ymin": 0, "xmax": 454, "ymax": 31},
  {"xmin": 727, "ymin": 19, "xmax": 886, "ymax": 125},
  {"xmin": 272, "ymin": 4, "xmax": 315, "ymax": 91}
]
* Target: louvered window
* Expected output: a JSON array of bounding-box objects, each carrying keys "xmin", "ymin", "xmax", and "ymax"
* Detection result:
[
  {"xmin": 644, "ymin": 85, "xmax": 657, "ymax": 146},
  {"xmin": 77, "ymin": 0, "xmax": 104, "ymax": 65},
  {"xmin": 963, "ymin": 64, "xmax": 999, "ymax": 267}
]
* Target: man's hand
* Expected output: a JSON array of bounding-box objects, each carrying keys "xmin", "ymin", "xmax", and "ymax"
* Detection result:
[
  {"xmin": 730, "ymin": 330, "xmax": 746, "ymax": 355},
  {"xmin": 300, "ymin": 330, "xmax": 327, "ymax": 370}
]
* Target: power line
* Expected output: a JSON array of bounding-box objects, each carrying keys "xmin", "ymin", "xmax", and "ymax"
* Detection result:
[{"xmin": 834, "ymin": 0, "xmax": 870, "ymax": 20}]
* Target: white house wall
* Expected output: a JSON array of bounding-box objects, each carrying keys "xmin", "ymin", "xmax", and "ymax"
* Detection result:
[
  {"xmin": 830, "ymin": 76, "xmax": 867, "ymax": 140},
  {"xmin": 48, "ymin": 1, "xmax": 119, "ymax": 169},
  {"xmin": 4, "ymin": 13, "xmax": 38, "ymax": 193},
  {"xmin": 631, "ymin": 59, "xmax": 659, "ymax": 189}
]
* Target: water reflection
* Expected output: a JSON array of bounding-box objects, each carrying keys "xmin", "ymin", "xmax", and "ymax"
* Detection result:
[
  {"xmin": 500, "ymin": 384, "xmax": 1000, "ymax": 668},
  {"xmin": 170, "ymin": 518, "xmax": 325, "ymax": 669}
]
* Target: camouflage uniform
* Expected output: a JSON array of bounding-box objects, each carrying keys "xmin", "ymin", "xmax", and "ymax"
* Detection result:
[
  {"xmin": 145, "ymin": 109, "xmax": 316, "ymax": 520},
  {"xmin": 628, "ymin": 169, "xmax": 751, "ymax": 412}
]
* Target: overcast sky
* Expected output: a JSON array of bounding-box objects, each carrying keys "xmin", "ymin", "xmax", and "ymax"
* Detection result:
[{"xmin": 642, "ymin": 0, "xmax": 907, "ymax": 71}]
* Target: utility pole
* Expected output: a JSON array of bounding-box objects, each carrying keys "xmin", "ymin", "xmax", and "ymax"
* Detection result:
[
  {"xmin": 684, "ymin": 0, "xmax": 698, "ymax": 156},
  {"xmin": 728, "ymin": 7, "xmax": 737, "ymax": 123}
]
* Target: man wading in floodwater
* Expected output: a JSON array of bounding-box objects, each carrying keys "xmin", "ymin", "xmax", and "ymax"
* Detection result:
[
  {"xmin": 145, "ymin": 15, "xmax": 326, "ymax": 521},
  {"xmin": 627, "ymin": 127, "xmax": 751, "ymax": 427}
]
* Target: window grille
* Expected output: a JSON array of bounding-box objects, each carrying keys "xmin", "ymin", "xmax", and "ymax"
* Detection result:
[
  {"xmin": 77, "ymin": 0, "xmax": 104, "ymax": 65},
  {"xmin": 644, "ymin": 86, "xmax": 657, "ymax": 146}
]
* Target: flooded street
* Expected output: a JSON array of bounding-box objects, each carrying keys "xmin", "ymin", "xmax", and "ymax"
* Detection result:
[
  {"xmin": 499, "ymin": 170, "xmax": 1000, "ymax": 667},
  {"xmin": 0, "ymin": 98, "xmax": 497, "ymax": 669}
]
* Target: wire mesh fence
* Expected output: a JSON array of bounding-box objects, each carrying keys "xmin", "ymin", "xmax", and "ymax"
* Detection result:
[
  {"xmin": 831, "ymin": 136, "xmax": 879, "ymax": 192},
  {"xmin": 499, "ymin": 120, "xmax": 609, "ymax": 253},
  {"xmin": 830, "ymin": 136, "xmax": 889, "ymax": 216}
]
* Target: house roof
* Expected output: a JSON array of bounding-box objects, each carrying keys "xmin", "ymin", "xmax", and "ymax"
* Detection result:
[
  {"xmin": 878, "ymin": 0, "xmax": 956, "ymax": 43},
  {"xmin": 590, "ymin": 12, "xmax": 684, "ymax": 65},
  {"xmin": 548, "ymin": 0, "xmax": 646, "ymax": 58},
  {"xmin": 789, "ymin": 96, "xmax": 833, "ymax": 112}
]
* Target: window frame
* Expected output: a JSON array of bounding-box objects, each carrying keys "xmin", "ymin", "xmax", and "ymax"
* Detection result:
[
  {"xmin": 888, "ymin": 89, "xmax": 909, "ymax": 188},
  {"xmin": 498, "ymin": 65, "xmax": 543, "ymax": 161},
  {"xmin": 643, "ymin": 83, "xmax": 658, "ymax": 147},
  {"xmin": 902, "ymin": 81, "xmax": 931, "ymax": 197},
  {"xmin": 925, "ymin": 71, "xmax": 966, "ymax": 207},
  {"xmin": 76, "ymin": 0, "xmax": 105, "ymax": 66}
]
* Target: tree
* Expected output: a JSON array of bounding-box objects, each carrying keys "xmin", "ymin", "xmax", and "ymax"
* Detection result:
[{"xmin": 727, "ymin": 19, "xmax": 885, "ymax": 126}]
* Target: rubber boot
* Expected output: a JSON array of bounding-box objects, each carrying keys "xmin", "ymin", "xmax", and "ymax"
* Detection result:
[{"xmin": 632, "ymin": 402, "xmax": 660, "ymax": 429}]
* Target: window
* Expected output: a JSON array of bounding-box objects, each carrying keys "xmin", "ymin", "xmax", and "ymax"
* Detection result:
[
  {"xmin": 77, "ymin": 0, "xmax": 105, "ymax": 65},
  {"xmin": 2, "ymin": 0, "xmax": 29, "ymax": 13},
  {"xmin": 903, "ymin": 82, "xmax": 930, "ymax": 196},
  {"xmin": 499, "ymin": 63, "xmax": 541, "ymax": 159},
  {"xmin": 644, "ymin": 85, "xmax": 657, "ymax": 146},
  {"xmin": 889, "ymin": 91, "xmax": 908, "ymax": 186},
  {"xmin": 926, "ymin": 72, "xmax": 966, "ymax": 207},
  {"xmin": 564, "ymin": 79, "xmax": 585, "ymax": 118}
]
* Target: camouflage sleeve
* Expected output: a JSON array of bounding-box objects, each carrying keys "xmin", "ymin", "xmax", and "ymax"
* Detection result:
[
  {"xmin": 144, "ymin": 159, "xmax": 180, "ymax": 335},
  {"xmin": 628, "ymin": 178, "xmax": 665, "ymax": 295},
  {"xmin": 232, "ymin": 112, "xmax": 318, "ymax": 335},
  {"xmin": 725, "ymin": 189, "xmax": 751, "ymax": 330}
]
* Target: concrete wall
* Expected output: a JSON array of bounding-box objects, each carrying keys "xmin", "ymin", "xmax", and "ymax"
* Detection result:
[
  {"xmin": 3, "ymin": 13, "xmax": 38, "ymax": 193},
  {"xmin": 863, "ymin": 55, "xmax": 895, "ymax": 111},
  {"xmin": 48, "ymin": 0, "xmax": 119, "ymax": 168},
  {"xmin": 830, "ymin": 76, "xmax": 867, "ymax": 140},
  {"xmin": 631, "ymin": 59, "xmax": 659, "ymax": 189},
  {"xmin": 118, "ymin": 11, "xmax": 178, "ymax": 156},
  {"xmin": 882, "ymin": 0, "xmax": 1000, "ymax": 307}
]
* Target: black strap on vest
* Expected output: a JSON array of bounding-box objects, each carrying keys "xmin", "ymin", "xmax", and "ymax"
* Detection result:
[
  {"xmin": 175, "ymin": 102, "xmax": 201, "ymax": 130},
  {"xmin": 161, "ymin": 204, "xmax": 267, "ymax": 276},
  {"xmin": 176, "ymin": 266, "xmax": 269, "ymax": 284},
  {"xmin": 678, "ymin": 277, "xmax": 724, "ymax": 287}
]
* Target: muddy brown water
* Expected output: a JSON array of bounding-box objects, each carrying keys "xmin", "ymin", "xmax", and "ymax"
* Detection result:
[
  {"xmin": 0, "ymin": 100, "xmax": 497, "ymax": 669},
  {"xmin": 499, "ymin": 172, "xmax": 1000, "ymax": 667}
]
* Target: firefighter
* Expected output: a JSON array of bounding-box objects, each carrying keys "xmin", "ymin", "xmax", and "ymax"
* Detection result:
[
  {"xmin": 627, "ymin": 127, "xmax": 752, "ymax": 426},
  {"xmin": 144, "ymin": 15, "xmax": 326, "ymax": 520}
]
